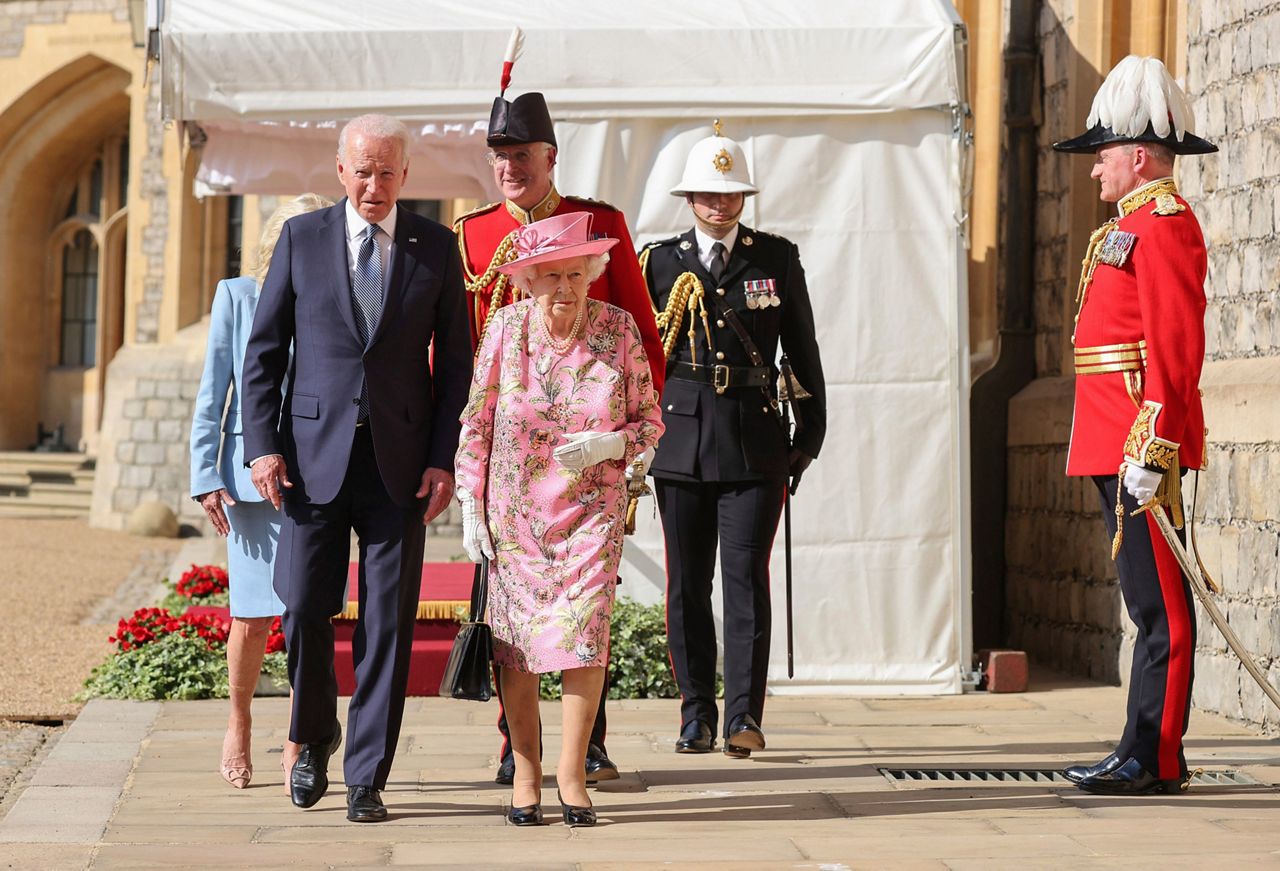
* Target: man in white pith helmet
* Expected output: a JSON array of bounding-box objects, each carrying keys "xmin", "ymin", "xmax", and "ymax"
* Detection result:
[{"xmin": 640, "ymin": 121, "xmax": 826, "ymax": 758}]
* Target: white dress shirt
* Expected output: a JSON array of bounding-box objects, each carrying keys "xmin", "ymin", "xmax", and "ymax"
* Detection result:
[
  {"xmin": 694, "ymin": 223, "xmax": 739, "ymax": 275},
  {"xmin": 344, "ymin": 198, "xmax": 397, "ymax": 288}
]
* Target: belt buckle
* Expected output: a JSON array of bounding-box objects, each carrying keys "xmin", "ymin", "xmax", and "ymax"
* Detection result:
[{"xmin": 713, "ymin": 364, "xmax": 730, "ymax": 394}]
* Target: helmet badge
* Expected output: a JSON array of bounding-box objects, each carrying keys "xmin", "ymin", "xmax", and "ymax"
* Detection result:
[{"xmin": 712, "ymin": 148, "xmax": 734, "ymax": 174}]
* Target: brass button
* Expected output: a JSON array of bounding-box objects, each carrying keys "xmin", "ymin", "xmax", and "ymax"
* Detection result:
[
  {"xmin": 716, "ymin": 319, "xmax": 726, "ymax": 328},
  {"xmin": 762, "ymin": 406, "xmax": 769, "ymax": 412},
  {"xmin": 716, "ymin": 351, "xmax": 725, "ymax": 360},
  {"xmin": 716, "ymin": 288, "xmax": 726, "ymax": 296},
  {"xmin": 666, "ymin": 404, "xmax": 674, "ymax": 411}
]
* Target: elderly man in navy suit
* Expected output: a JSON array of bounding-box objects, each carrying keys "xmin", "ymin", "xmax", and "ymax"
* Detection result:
[{"xmin": 242, "ymin": 114, "xmax": 472, "ymax": 823}]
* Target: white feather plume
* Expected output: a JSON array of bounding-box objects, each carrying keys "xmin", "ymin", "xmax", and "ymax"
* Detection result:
[
  {"xmin": 1086, "ymin": 54, "xmax": 1195, "ymax": 141},
  {"xmin": 504, "ymin": 26, "xmax": 525, "ymax": 65}
]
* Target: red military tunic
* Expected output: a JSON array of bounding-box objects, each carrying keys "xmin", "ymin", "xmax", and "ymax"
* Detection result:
[
  {"xmin": 1067, "ymin": 177, "xmax": 1207, "ymax": 478},
  {"xmin": 453, "ymin": 187, "xmax": 666, "ymax": 394}
]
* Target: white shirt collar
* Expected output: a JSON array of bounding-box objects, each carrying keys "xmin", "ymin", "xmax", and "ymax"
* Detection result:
[
  {"xmin": 694, "ymin": 223, "xmax": 738, "ymax": 260},
  {"xmin": 345, "ymin": 198, "xmax": 398, "ymax": 242}
]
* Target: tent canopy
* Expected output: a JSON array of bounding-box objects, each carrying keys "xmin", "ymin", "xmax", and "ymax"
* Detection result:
[
  {"xmin": 158, "ymin": 0, "xmax": 963, "ymax": 124},
  {"xmin": 153, "ymin": 1, "xmax": 974, "ymax": 695}
]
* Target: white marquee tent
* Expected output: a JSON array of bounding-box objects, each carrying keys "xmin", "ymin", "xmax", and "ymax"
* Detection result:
[{"xmin": 154, "ymin": 0, "xmax": 974, "ymax": 694}]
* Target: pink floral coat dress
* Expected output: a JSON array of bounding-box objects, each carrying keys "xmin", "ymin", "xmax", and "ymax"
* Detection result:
[{"xmin": 454, "ymin": 298, "xmax": 664, "ymax": 674}]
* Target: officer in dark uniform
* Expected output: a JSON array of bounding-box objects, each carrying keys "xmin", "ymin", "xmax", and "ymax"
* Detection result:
[{"xmin": 641, "ymin": 123, "xmax": 826, "ymax": 757}]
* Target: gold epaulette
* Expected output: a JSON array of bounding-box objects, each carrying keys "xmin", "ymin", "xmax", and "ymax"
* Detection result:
[{"xmin": 453, "ymin": 202, "xmax": 500, "ymax": 285}]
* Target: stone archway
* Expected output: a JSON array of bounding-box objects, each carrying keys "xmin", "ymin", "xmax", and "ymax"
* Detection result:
[{"xmin": 0, "ymin": 55, "xmax": 131, "ymax": 450}]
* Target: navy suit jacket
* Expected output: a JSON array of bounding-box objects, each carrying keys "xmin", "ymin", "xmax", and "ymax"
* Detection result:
[{"xmin": 241, "ymin": 201, "xmax": 473, "ymax": 507}]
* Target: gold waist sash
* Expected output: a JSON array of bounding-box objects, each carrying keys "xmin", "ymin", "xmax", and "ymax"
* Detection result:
[{"xmin": 1075, "ymin": 340, "xmax": 1147, "ymax": 375}]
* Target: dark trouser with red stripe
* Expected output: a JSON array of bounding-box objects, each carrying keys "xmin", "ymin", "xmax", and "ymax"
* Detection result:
[
  {"xmin": 656, "ymin": 477, "xmax": 785, "ymax": 738},
  {"xmin": 495, "ymin": 661, "xmax": 611, "ymax": 765},
  {"xmin": 1094, "ymin": 474, "xmax": 1196, "ymax": 780}
]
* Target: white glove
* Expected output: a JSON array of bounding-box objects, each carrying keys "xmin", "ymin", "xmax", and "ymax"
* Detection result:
[
  {"xmin": 553, "ymin": 431, "xmax": 627, "ymax": 472},
  {"xmin": 458, "ymin": 489, "xmax": 495, "ymax": 562},
  {"xmin": 625, "ymin": 446, "xmax": 656, "ymax": 482},
  {"xmin": 1123, "ymin": 463, "xmax": 1162, "ymax": 506}
]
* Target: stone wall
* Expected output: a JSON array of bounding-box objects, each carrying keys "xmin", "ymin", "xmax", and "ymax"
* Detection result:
[
  {"xmin": 1177, "ymin": 0, "xmax": 1280, "ymax": 728},
  {"xmin": 134, "ymin": 87, "xmax": 167, "ymax": 344},
  {"xmin": 0, "ymin": 0, "xmax": 129, "ymax": 58},
  {"xmin": 1005, "ymin": 1, "xmax": 1280, "ymax": 731}
]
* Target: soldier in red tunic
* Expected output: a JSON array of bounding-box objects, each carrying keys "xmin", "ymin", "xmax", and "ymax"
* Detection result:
[
  {"xmin": 1054, "ymin": 56, "xmax": 1217, "ymax": 795},
  {"xmin": 453, "ymin": 99, "xmax": 665, "ymax": 392},
  {"xmin": 454, "ymin": 46, "xmax": 664, "ymax": 787}
]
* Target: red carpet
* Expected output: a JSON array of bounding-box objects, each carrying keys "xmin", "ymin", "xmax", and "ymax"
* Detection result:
[{"xmin": 334, "ymin": 561, "xmax": 474, "ymax": 696}]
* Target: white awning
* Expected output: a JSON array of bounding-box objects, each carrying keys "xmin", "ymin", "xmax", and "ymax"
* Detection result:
[{"xmin": 157, "ymin": 0, "xmax": 964, "ymax": 123}]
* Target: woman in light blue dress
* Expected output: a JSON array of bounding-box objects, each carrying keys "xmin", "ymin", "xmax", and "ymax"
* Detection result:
[{"xmin": 190, "ymin": 194, "xmax": 333, "ymax": 790}]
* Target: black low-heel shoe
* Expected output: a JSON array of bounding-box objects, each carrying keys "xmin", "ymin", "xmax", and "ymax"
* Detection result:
[
  {"xmin": 557, "ymin": 789, "xmax": 597, "ymax": 827},
  {"xmin": 507, "ymin": 802, "xmax": 544, "ymax": 826}
]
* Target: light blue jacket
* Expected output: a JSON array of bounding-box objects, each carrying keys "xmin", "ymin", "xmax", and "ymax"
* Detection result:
[{"xmin": 189, "ymin": 277, "xmax": 287, "ymax": 502}]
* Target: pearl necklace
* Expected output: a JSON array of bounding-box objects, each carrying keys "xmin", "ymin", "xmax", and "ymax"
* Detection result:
[{"xmin": 536, "ymin": 302, "xmax": 584, "ymax": 356}]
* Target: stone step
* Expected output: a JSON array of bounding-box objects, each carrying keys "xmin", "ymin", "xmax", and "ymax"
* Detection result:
[
  {"xmin": 0, "ymin": 451, "xmax": 93, "ymax": 471},
  {"xmin": 0, "ymin": 498, "xmax": 87, "ymax": 518},
  {"xmin": 25, "ymin": 482, "xmax": 94, "ymax": 507},
  {"xmin": 0, "ymin": 472, "xmax": 32, "ymax": 489}
]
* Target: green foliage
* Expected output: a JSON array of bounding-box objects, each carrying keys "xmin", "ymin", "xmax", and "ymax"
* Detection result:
[
  {"xmin": 260, "ymin": 651, "xmax": 290, "ymax": 687},
  {"xmin": 157, "ymin": 585, "xmax": 229, "ymax": 614},
  {"xmin": 538, "ymin": 597, "xmax": 722, "ymax": 701},
  {"xmin": 80, "ymin": 632, "xmax": 229, "ymax": 701}
]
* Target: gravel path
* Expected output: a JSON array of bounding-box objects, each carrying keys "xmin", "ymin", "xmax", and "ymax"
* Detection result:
[{"xmin": 0, "ymin": 519, "xmax": 178, "ymax": 720}]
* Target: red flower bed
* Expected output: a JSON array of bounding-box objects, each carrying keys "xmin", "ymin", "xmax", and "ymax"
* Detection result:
[
  {"xmin": 109, "ymin": 607, "xmax": 230, "ymax": 653},
  {"xmin": 175, "ymin": 564, "xmax": 230, "ymax": 601},
  {"xmin": 266, "ymin": 617, "xmax": 285, "ymax": 654}
]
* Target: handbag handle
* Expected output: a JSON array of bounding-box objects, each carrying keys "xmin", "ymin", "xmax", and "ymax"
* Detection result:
[{"xmin": 469, "ymin": 554, "xmax": 489, "ymax": 622}]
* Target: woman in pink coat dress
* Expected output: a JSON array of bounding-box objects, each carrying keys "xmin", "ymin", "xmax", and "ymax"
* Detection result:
[{"xmin": 454, "ymin": 212, "xmax": 663, "ymax": 827}]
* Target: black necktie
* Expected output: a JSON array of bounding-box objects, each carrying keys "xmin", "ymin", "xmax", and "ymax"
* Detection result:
[{"xmin": 709, "ymin": 241, "xmax": 727, "ymax": 283}]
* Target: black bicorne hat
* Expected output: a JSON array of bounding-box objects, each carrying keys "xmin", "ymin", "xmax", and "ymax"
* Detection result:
[
  {"xmin": 1053, "ymin": 121, "xmax": 1218, "ymax": 155},
  {"xmin": 487, "ymin": 93, "xmax": 556, "ymax": 149}
]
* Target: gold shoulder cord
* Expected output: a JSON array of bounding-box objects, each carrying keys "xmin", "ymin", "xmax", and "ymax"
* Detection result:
[
  {"xmin": 468, "ymin": 232, "xmax": 520, "ymax": 352},
  {"xmin": 1072, "ymin": 219, "xmax": 1118, "ymax": 345},
  {"xmin": 655, "ymin": 272, "xmax": 714, "ymax": 366}
]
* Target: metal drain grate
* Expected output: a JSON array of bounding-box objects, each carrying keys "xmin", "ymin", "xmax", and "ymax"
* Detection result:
[{"xmin": 879, "ymin": 767, "xmax": 1263, "ymax": 787}]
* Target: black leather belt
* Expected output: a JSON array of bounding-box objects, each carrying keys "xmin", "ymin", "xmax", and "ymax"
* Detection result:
[{"xmin": 670, "ymin": 361, "xmax": 770, "ymax": 394}]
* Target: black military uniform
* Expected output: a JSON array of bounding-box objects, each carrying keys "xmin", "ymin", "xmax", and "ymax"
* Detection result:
[{"xmin": 643, "ymin": 224, "xmax": 825, "ymax": 754}]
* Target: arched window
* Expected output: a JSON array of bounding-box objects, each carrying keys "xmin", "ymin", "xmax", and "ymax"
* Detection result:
[
  {"xmin": 60, "ymin": 229, "xmax": 99, "ymax": 366},
  {"xmin": 50, "ymin": 130, "xmax": 127, "ymax": 372}
]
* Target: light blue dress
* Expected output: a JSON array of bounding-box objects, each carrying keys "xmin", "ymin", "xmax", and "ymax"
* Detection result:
[{"xmin": 189, "ymin": 276, "xmax": 286, "ymax": 618}]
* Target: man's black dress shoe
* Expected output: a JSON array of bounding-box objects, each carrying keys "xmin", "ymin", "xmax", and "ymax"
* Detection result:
[
  {"xmin": 495, "ymin": 756, "xmax": 515, "ymax": 786},
  {"xmin": 557, "ymin": 789, "xmax": 597, "ymax": 827},
  {"xmin": 585, "ymin": 743, "xmax": 619, "ymax": 783},
  {"xmin": 1076, "ymin": 756, "xmax": 1189, "ymax": 795},
  {"xmin": 346, "ymin": 785, "xmax": 388, "ymax": 822},
  {"xmin": 290, "ymin": 720, "xmax": 342, "ymax": 808},
  {"xmin": 675, "ymin": 720, "xmax": 714, "ymax": 754},
  {"xmin": 1063, "ymin": 751, "xmax": 1121, "ymax": 784},
  {"xmin": 724, "ymin": 714, "xmax": 765, "ymax": 758},
  {"xmin": 507, "ymin": 799, "xmax": 544, "ymax": 826}
]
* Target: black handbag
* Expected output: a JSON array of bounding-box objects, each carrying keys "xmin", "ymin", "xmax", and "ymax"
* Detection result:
[{"xmin": 438, "ymin": 556, "xmax": 494, "ymax": 701}]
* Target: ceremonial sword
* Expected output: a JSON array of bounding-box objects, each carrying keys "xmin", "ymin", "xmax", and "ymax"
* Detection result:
[{"xmin": 1144, "ymin": 500, "xmax": 1280, "ymax": 712}]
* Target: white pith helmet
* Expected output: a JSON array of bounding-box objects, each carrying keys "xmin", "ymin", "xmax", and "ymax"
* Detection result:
[{"xmin": 669, "ymin": 119, "xmax": 759, "ymax": 197}]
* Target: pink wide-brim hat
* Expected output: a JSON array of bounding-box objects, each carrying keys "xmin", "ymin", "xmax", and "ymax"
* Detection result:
[{"xmin": 496, "ymin": 212, "xmax": 619, "ymax": 274}]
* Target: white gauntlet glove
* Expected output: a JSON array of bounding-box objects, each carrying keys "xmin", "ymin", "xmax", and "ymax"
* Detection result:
[
  {"xmin": 625, "ymin": 446, "xmax": 656, "ymax": 482},
  {"xmin": 458, "ymin": 489, "xmax": 495, "ymax": 563},
  {"xmin": 1122, "ymin": 463, "xmax": 1162, "ymax": 506},
  {"xmin": 553, "ymin": 431, "xmax": 627, "ymax": 472}
]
